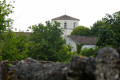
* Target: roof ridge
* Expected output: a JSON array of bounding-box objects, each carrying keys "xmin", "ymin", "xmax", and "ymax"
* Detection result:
[{"xmin": 52, "ymin": 15, "xmax": 80, "ymax": 21}]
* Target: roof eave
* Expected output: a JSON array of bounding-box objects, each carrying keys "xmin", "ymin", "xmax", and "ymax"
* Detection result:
[{"xmin": 52, "ymin": 19, "xmax": 80, "ymax": 21}]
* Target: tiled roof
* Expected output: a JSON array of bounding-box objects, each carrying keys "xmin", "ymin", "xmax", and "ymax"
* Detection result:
[
  {"xmin": 14, "ymin": 32, "xmax": 31, "ymax": 35},
  {"xmin": 52, "ymin": 15, "xmax": 80, "ymax": 21},
  {"xmin": 67, "ymin": 36, "xmax": 97, "ymax": 45}
]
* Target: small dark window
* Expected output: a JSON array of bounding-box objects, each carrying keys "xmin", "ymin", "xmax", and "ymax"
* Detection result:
[
  {"xmin": 64, "ymin": 22, "xmax": 67, "ymax": 29},
  {"xmin": 73, "ymin": 22, "xmax": 76, "ymax": 28}
]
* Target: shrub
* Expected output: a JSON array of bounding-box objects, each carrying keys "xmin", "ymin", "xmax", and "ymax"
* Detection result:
[
  {"xmin": 0, "ymin": 56, "xmax": 2, "ymax": 60},
  {"xmin": 79, "ymin": 47, "xmax": 99, "ymax": 57},
  {"xmin": 1, "ymin": 31, "xmax": 28, "ymax": 61}
]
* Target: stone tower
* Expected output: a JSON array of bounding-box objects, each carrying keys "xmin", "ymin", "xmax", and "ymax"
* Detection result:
[{"xmin": 52, "ymin": 15, "xmax": 80, "ymax": 37}]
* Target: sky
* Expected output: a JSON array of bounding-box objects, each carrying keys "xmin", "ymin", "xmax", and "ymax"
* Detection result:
[{"xmin": 9, "ymin": 0, "xmax": 120, "ymax": 31}]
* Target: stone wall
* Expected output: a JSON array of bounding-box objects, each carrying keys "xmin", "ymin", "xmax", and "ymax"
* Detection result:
[
  {"xmin": 0, "ymin": 47, "xmax": 120, "ymax": 80},
  {"xmin": 96, "ymin": 47, "xmax": 120, "ymax": 80}
]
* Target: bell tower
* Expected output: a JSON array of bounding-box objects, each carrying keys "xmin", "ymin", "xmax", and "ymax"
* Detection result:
[{"xmin": 52, "ymin": 15, "xmax": 80, "ymax": 37}]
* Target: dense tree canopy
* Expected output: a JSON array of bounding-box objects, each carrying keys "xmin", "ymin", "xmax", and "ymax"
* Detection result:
[
  {"xmin": 0, "ymin": 0, "xmax": 14, "ymax": 57},
  {"xmin": 2, "ymin": 31, "xmax": 28, "ymax": 61},
  {"xmin": 96, "ymin": 11, "xmax": 120, "ymax": 47},
  {"xmin": 0, "ymin": 0, "xmax": 28, "ymax": 61},
  {"xmin": 27, "ymin": 21, "xmax": 74, "ymax": 62},
  {"xmin": 71, "ymin": 26, "xmax": 91, "ymax": 36},
  {"xmin": 90, "ymin": 20, "xmax": 105, "ymax": 36}
]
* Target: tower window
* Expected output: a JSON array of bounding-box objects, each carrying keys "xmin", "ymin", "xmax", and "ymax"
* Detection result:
[
  {"xmin": 64, "ymin": 22, "xmax": 67, "ymax": 29},
  {"xmin": 73, "ymin": 22, "xmax": 76, "ymax": 28}
]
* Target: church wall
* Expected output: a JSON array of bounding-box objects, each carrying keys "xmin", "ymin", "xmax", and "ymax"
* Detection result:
[
  {"xmin": 54, "ymin": 20, "xmax": 79, "ymax": 29},
  {"xmin": 52, "ymin": 20, "xmax": 79, "ymax": 37},
  {"xmin": 65, "ymin": 36, "xmax": 96, "ymax": 52},
  {"xmin": 65, "ymin": 36, "xmax": 77, "ymax": 52},
  {"xmin": 82, "ymin": 45, "xmax": 96, "ymax": 49}
]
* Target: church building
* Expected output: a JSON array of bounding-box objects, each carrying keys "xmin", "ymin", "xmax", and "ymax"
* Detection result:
[
  {"xmin": 52, "ymin": 15, "xmax": 96, "ymax": 52},
  {"xmin": 52, "ymin": 15, "xmax": 80, "ymax": 37}
]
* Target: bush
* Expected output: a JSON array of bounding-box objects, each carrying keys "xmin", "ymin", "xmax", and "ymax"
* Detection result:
[
  {"xmin": 79, "ymin": 47, "xmax": 99, "ymax": 57},
  {"xmin": 0, "ymin": 56, "xmax": 2, "ymax": 60},
  {"xmin": 1, "ymin": 31, "xmax": 28, "ymax": 61},
  {"xmin": 56, "ymin": 44, "xmax": 76, "ymax": 62}
]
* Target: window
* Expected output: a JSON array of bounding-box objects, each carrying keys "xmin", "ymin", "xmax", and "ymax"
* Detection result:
[
  {"xmin": 64, "ymin": 22, "xmax": 67, "ymax": 29},
  {"xmin": 73, "ymin": 22, "xmax": 76, "ymax": 28}
]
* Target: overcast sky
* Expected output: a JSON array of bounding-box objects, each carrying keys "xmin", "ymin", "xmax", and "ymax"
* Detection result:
[{"xmin": 9, "ymin": 0, "xmax": 120, "ymax": 31}]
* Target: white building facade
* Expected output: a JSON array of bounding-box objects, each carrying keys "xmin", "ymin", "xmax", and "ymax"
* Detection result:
[
  {"xmin": 66, "ymin": 36, "xmax": 97, "ymax": 52},
  {"xmin": 52, "ymin": 15, "xmax": 79, "ymax": 37},
  {"xmin": 52, "ymin": 15, "xmax": 96, "ymax": 52}
]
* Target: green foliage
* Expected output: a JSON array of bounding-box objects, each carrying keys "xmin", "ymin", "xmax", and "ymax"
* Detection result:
[
  {"xmin": 79, "ymin": 47, "xmax": 99, "ymax": 57},
  {"xmin": 55, "ymin": 44, "xmax": 76, "ymax": 62},
  {"xmin": 90, "ymin": 20, "xmax": 105, "ymax": 36},
  {"xmin": 0, "ymin": 0, "xmax": 14, "ymax": 31},
  {"xmin": 28, "ymin": 21, "xmax": 74, "ymax": 62},
  {"xmin": 8, "ymin": 63, "xmax": 12, "ymax": 66},
  {"xmin": 71, "ymin": 26, "xmax": 91, "ymax": 36},
  {"xmin": 1, "ymin": 31, "xmax": 28, "ymax": 61},
  {"xmin": 0, "ymin": 56, "xmax": 2, "ymax": 60},
  {"xmin": 0, "ymin": 0, "xmax": 14, "ymax": 59},
  {"xmin": 96, "ymin": 11, "xmax": 120, "ymax": 48},
  {"xmin": 76, "ymin": 44, "xmax": 83, "ymax": 54}
]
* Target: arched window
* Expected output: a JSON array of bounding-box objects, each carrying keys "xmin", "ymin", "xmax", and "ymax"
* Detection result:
[
  {"xmin": 64, "ymin": 22, "xmax": 67, "ymax": 29},
  {"xmin": 73, "ymin": 22, "xmax": 76, "ymax": 28}
]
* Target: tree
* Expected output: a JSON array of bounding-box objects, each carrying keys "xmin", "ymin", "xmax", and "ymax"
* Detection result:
[
  {"xmin": 27, "ymin": 21, "xmax": 73, "ymax": 62},
  {"xmin": 71, "ymin": 26, "xmax": 91, "ymax": 36},
  {"xmin": 97, "ymin": 11, "xmax": 120, "ymax": 48},
  {"xmin": 2, "ymin": 31, "xmax": 28, "ymax": 61},
  {"xmin": 0, "ymin": 0, "xmax": 14, "ymax": 31},
  {"xmin": 0, "ymin": 0, "xmax": 28, "ymax": 61},
  {"xmin": 90, "ymin": 20, "xmax": 105, "ymax": 36},
  {"xmin": 0, "ymin": 0, "xmax": 14, "ymax": 57}
]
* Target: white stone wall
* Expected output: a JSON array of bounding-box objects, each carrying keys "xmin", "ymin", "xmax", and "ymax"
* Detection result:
[
  {"xmin": 52, "ymin": 20, "xmax": 79, "ymax": 37},
  {"xmin": 81, "ymin": 45, "xmax": 96, "ymax": 49},
  {"xmin": 65, "ymin": 37, "xmax": 77, "ymax": 52},
  {"xmin": 65, "ymin": 37, "xmax": 96, "ymax": 52}
]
